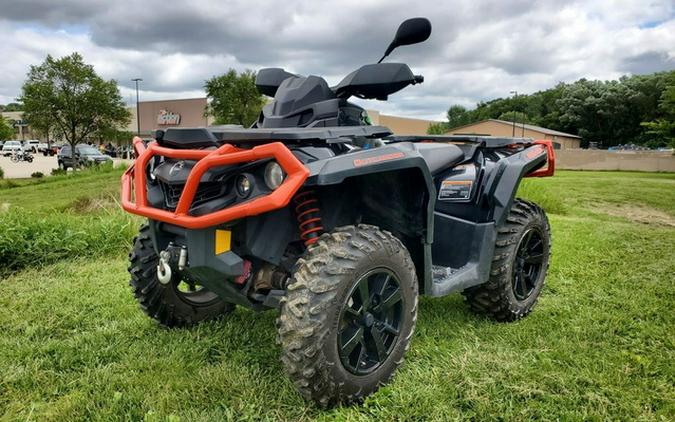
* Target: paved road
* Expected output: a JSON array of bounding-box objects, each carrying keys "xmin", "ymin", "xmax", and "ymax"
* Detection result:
[{"xmin": 0, "ymin": 154, "xmax": 129, "ymax": 179}]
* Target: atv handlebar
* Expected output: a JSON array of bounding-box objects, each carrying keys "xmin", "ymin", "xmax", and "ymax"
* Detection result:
[{"xmin": 121, "ymin": 137, "xmax": 309, "ymax": 229}]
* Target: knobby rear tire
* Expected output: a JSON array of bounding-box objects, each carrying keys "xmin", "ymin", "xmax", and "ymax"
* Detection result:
[{"xmin": 462, "ymin": 199, "xmax": 551, "ymax": 322}]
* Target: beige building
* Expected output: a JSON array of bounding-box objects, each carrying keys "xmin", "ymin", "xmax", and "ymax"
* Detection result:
[
  {"xmin": 447, "ymin": 119, "xmax": 582, "ymax": 149},
  {"xmin": 130, "ymin": 98, "xmax": 215, "ymax": 136},
  {"xmin": 1, "ymin": 111, "xmax": 39, "ymax": 140},
  {"xmin": 124, "ymin": 97, "xmax": 437, "ymax": 137},
  {"xmin": 366, "ymin": 110, "xmax": 437, "ymax": 136}
]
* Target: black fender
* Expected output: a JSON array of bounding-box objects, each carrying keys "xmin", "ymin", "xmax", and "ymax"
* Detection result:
[
  {"xmin": 484, "ymin": 146, "xmax": 548, "ymax": 226},
  {"xmin": 303, "ymin": 143, "xmax": 437, "ymax": 292},
  {"xmin": 304, "ymin": 142, "xmax": 436, "ymax": 243}
]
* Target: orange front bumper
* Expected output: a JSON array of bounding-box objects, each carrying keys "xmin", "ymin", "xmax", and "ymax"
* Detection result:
[{"xmin": 121, "ymin": 137, "xmax": 309, "ymax": 229}]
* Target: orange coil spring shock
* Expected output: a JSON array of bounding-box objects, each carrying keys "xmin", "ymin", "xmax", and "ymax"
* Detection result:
[{"xmin": 293, "ymin": 190, "xmax": 324, "ymax": 246}]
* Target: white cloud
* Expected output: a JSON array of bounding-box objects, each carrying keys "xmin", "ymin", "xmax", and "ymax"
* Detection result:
[{"xmin": 0, "ymin": 0, "xmax": 673, "ymax": 119}]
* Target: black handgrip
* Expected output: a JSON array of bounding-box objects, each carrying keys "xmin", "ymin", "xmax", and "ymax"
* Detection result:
[{"xmin": 413, "ymin": 75, "xmax": 424, "ymax": 84}]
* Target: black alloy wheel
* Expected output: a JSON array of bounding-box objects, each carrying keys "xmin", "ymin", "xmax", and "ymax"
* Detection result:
[
  {"xmin": 173, "ymin": 278, "xmax": 220, "ymax": 305},
  {"xmin": 512, "ymin": 227, "xmax": 545, "ymax": 301},
  {"xmin": 278, "ymin": 224, "xmax": 418, "ymax": 406},
  {"xmin": 337, "ymin": 268, "xmax": 403, "ymax": 375}
]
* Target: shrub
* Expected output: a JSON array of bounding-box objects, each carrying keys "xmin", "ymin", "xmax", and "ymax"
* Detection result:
[
  {"xmin": 0, "ymin": 166, "xmax": 4, "ymax": 179},
  {"xmin": 0, "ymin": 208, "xmax": 139, "ymax": 276},
  {"xmin": 31, "ymin": 171, "xmax": 44, "ymax": 178},
  {"xmin": 51, "ymin": 168, "xmax": 66, "ymax": 176},
  {"xmin": 0, "ymin": 179, "xmax": 19, "ymax": 189}
]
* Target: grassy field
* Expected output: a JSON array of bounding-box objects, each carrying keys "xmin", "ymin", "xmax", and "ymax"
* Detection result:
[{"xmin": 0, "ymin": 170, "xmax": 674, "ymax": 421}]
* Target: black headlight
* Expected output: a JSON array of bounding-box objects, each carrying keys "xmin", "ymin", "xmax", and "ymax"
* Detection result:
[
  {"xmin": 264, "ymin": 161, "xmax": 285, "ymax": 190},
  {"xmin": 236, "ymin": 174, "xmax": 253, "ymax": 198}
]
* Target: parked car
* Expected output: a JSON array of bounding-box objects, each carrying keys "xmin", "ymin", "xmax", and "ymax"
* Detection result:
[
  {"xmin": 2, "ymin": 140, "xmax": 22, "ymax": 156},
  {"xmin": 36, "ymin": 142, "xmax": 49, "ymax": 153},
  {"xmin": 43, "ymin": 143, "xmax": 62, "ymax": 156},
  {"xmin": 38, "ymin": 142, "xmax": 58, "ymax": 156},
  {"xmin": 57, "ymin": 144, "xmax": 113, "ymax": 169},
  {"xmin": 23, "ymin": 140, "xmax": 40, "ymax": 153}
]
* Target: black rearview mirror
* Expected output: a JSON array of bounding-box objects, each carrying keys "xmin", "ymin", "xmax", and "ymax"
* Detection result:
[{"xmin": 379, "ymin": 17, "xmax": 432, "ymax": 63}]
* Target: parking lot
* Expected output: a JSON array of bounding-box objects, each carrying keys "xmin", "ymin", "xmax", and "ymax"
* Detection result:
[{"xmin": 0, "ymin": 154, "xmax": 129, "ymax": 178}]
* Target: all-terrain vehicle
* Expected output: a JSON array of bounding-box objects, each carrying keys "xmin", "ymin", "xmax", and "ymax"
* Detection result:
[{"xmin": 121, "ymin": 17, "xmax": 554, "ymax": 407}]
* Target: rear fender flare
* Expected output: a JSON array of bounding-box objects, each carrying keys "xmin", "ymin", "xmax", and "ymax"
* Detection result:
[{"xmin": 485, "ymin": 147, "xmax": 548, "ymax": 226}]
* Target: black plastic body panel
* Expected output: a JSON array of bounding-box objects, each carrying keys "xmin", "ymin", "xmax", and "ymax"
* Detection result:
[
  {"xmin": 159, "ymin": 128, "xmax": 219, "ymax": 149},
  {"xmin": 428, "ymin": 212, "xmax": 496, "ymax": 295},
  {"xmin": 483, "ymin": 148, "xmax": 547, "ymax": 226},
  {"xmin": 235, "ymin": 207, "xmax": 298, "ymax": 265},
  {"xmin": 255, "ymin": 68, "xmax": 298, "ymax": 97},
  {"xmin": 149, "ymin": 222, "xmax": 262, "ymax": 309},
  {"xmin": 333, "ymin": 63, "xmax": 417, "ymax": 100}
]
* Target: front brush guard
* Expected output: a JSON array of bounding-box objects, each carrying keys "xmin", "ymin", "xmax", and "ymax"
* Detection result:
[{"xmin": 121, "ymin": 137, "xmax": 309, "ymax": 229}]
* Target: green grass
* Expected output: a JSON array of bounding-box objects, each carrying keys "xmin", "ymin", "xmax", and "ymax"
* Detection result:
[
  {"xmin": 0, "ymin": 165, "xmax": 140, "ymax": 275},
  {"xmin": 1, "ymin": 170, "xmax": 674, "ymax": 421},
  {"xmin": 0, "ymin": 163, "xmax": 127, "ymax": 211}
]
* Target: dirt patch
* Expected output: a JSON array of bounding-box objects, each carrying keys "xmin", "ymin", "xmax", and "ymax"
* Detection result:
[{"xmin": 601, "ymin": 204, "xmax": 675, "ymax": 227}]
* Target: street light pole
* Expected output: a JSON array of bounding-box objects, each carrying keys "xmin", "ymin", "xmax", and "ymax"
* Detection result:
[
  {"xmin": 131, "ymin": 78, "xmax": 143, "ymax": 136},
  {"xmin": 130, "ymin": 78, "xmax": 143, "ymax": 160},
  {"xmin": 509, "ymin": 90, "xmax": 517, "ymax": 137}
]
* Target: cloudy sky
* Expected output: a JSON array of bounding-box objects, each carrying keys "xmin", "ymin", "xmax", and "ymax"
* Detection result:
[{"xmin": 1, "ymin": 0, "xmax": 674, "ymax": 120}]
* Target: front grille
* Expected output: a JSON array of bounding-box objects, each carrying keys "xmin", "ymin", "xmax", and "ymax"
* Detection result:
[{"xmin": 159, "ymin": 181, "xmax": 225, "ymax": 210}]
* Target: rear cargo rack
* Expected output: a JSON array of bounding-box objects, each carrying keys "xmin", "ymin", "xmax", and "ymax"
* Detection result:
[
  {"xmin": 384, "ymin": 134, "xmax": 535, "ymax": 147},
  {"xmin": 385, "ymin": 135, "xmax": 555, "ymax": 177}
]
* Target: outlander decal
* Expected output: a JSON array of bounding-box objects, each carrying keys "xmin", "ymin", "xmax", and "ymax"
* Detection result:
[{"xmin": 353, "ymin": 152, "xmax": 405, "ymax": 167}]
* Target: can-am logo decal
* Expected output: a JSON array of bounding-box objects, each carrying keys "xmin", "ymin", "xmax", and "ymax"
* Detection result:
[
  {"xmin": 157, "ymin": 109, "xmax": 181, "ymax": 125},
  {"xmin": 169, "ymin": 160, "xmax": 185, "ymax": 176},
  {"xmin": 353, "ymin": 152, "xmax": 404, "ymax": 167}
]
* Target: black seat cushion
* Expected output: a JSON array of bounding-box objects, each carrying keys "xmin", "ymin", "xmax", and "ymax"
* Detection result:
[{"xmin": 413, "ymin": 143, "xmax": 465, "ymax": 175}]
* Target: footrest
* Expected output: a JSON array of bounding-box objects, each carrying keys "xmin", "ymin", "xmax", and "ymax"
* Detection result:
[{"xmin": 432, "ymin": 265, "xmax": 462, "ymax": 284}]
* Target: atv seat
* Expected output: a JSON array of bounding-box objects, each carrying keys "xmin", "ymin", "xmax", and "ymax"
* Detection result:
[{"xmin": 413, "ymin": 143, "xmax": 465, "ymax": 175}]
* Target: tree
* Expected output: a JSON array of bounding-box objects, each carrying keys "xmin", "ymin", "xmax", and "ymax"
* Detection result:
[
  {"xmin": 427, "ymin": 122, "xmax": 449, "ymax": 135},
  {"xmin": 0, "ymin": 102, "xmax": 24, "ymax": 112},
  {"xmin": 0, "ymin": 117, "xmax": 13, "ymax": 140},
  {"xmin": 204, "ymin": 69, "xmax": 265, "ymax": 126},
  {"xmin": 641, "ymin": 75, "xmax": 675, "ymax": 148},
  {"xmin": 446, "ymin": 105, "xmax": 473, "ymax": 128},
  {"xmin": 93, "ymin": 126, "xmax": 133, "ymax": 145},
  {"xmin": 498, "ymin": 111, "xmax": 531, "ymax": 124},
  {"xmin": 19, "ymin": 53, "xmax": 129, "ymax": 165}
]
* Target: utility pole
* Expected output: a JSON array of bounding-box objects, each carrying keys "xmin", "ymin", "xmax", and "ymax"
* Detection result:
[
  {"xmin": 131, "ymin": 78, "xmax": 143, "ymax": 160},
  {"xmin": 131, "ymin": 78, "xmax": 143, "ymax": 136},
  {"xmin": 510, "ymin": 90, "xmax": 517, "ymax": 137}
]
